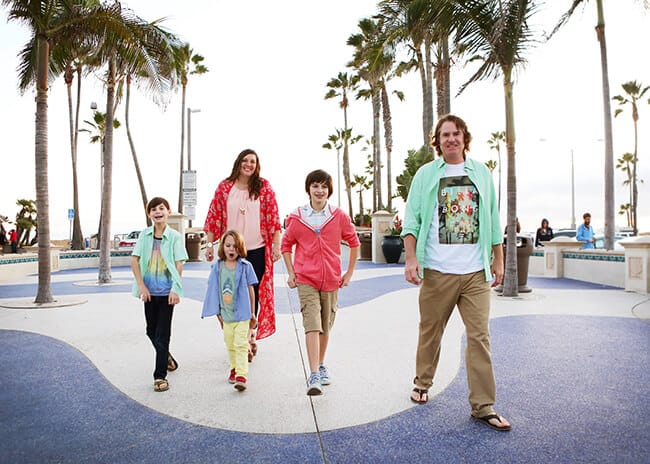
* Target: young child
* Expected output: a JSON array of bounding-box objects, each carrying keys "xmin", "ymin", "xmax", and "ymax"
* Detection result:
[
  {"xmin": 131, "ymin": 197, "xmax": 188, "ymax": 393},
  {"xmin": 281, "ymin": 169, "xmax": 360, "ymax": 395},
  {"xmin": 202, "ymin": 230, "xmax": 258, "ymax": 391}
]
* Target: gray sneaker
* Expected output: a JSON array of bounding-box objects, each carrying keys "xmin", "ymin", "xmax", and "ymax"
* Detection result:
[
  {"xmin": 306, "ymin": 372, "xmax": 322, "ymax": 396},
  {"xmin": 319, "ymin": 364, "xmax": 331, "ymax": 386}
]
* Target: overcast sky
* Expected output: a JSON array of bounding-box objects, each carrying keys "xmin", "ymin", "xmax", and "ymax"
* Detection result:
[{"xmin": 1, "ymin": 1, "xmax": 649, "ymax": 240}]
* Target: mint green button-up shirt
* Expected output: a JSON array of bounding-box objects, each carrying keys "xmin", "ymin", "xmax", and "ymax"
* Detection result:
[{"xmin": 401, "ymin": 157, "xmax": 502, "ymax": 281}]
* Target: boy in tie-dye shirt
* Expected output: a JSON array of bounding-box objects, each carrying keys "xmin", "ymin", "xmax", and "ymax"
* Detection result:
[{"xmin": 131, "ymin": 197, "xmax": 188, "ymax": 392}]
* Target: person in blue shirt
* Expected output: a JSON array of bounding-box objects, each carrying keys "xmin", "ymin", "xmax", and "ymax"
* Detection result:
[{"xmin": 576, "ymin": 212, "xmax": 595, "ymax": 249}]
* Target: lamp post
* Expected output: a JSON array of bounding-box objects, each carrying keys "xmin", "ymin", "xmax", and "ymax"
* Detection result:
[
  {"xmin": 570, "ymin": 149, "xmax": 576, "ymax": 230},
  {"xmin": 186, "ymin": 108, "xmax": 201, "ymax": 227}
]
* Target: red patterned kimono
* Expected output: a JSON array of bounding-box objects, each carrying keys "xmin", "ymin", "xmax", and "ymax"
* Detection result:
[{"xmin": 204, "ymin": 178, "xmax": 281, "ymax": 339}]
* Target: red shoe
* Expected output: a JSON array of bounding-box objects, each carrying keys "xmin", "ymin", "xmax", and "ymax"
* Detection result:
[
  {"xmin": 228, "ymin": 368, "xmax": 236, "ymax": 384},
  {"xmin": 234, "ymin": 376, "xmax": 247, "ymax": 391}
]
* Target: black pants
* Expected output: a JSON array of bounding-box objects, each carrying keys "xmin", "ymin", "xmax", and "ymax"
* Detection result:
[
  {"xmin": 247, "ymin": 246, "xmax": 266, "ymax": 318},
  {"xmin": 144, "ymin": 296, "xmax": 174, "ymax": 380}
]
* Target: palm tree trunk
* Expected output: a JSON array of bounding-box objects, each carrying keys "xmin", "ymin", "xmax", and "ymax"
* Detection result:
[
  {"xmin": 502, "ymin": 76, "xmax": 518, "ymax": 297},
  {"xmin": 98, "ymin": 56, "xmax": 116, "ymax": 284},
  {"xmin": 65, "ymin": 64, "xmax": 83, "ymax": 250},
  {"xmin": 381, "ymin": 83, "xmax": 393, "ymax": 211},
  {"xmin": 343, "ymin": 94, "xmax": 354, "ymax": 218},
  {"xmin": 424, "ymin": 38, "xmax": 434, "ymax": 149},
  {"xmin": 178, "ymin": 84, "xmax": 187, "ymax": 213},
  {"xmin": 632, "ymin": 111, "xmax": 638, "ymax": 235},
  {"xmin": 415, "ymin": 47, "xmax": 429, "ymax": 148},
  {"xmin": 35, "ymin": 37, "xmax": 53, "ymax": 303},
  {"xmin": 71, "ymin": 64, "xmax": 84, "ymax": 249},
  {"xmin": 125, "ymin": 75, "xmax": 151, "ymax": 227},
  {"xmin": 435, "ymin": 37, "xmax": 451, "ymax": 116},
  {"xmin": 372, "ymin": 87, "xmax": 382, "ymax": 210},
  {"xmin": 595, "ymin": 0, "xmax": 615, "ymax": 249}
]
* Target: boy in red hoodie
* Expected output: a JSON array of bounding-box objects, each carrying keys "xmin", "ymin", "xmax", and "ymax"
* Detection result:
[{"xmin": 281, "ymin": 169, "xmax": 360, "ymax": 395}]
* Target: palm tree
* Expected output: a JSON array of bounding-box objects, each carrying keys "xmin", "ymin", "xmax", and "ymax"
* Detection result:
[
  {"xmin": 62, "ymin": 0, "xmax": 101, "ymax": 250},
  {"xmin": 325, "ymin": 72, "xmax": 360, "ymax": 217},
  {"xmin": 80, "ymin": 110, "xmax": 121, "ymax": 245},
  {"xmin": 322, "ymin": 130, "xmax": 344, "ymax": 207},
  {"xmin": 348, "ymin": 17, "xmax": 393, "ymax": 211},
  {"xmin": 15, "ymin": 199, "xmax": 37, "ymax": 247},
  {"xmin": 613, "ymin": 80, "xmax": 649, "ymax": 236},
  {"xmin": 551, "ymin": 1, "xmax": 649, "ymax": 248},
  {"xmin": 121, "ymin": 23, "xmax": 178, "ymax": 228},
  {"xmin": 351, "ymin": 174, "xmax": 373, "ymax": 226},
  {"xmin": 454, "ymin": 0, "xmax": 541, "ymax": 297},
  {"xmin": 93, "ymin": 7, "xmax": 180, "ymax": 284},
  {"xmin": 323, "ymin": 129, "xmax": 363, "ymax": 208},
  {"xmin": 172, "ymin": 43, "xmax": 208, "ymax": 214},
  {"xmin": 615, "ymin": 152, "xmax": 634, "ymax": 228},
  {"xmin": 381, "ymin": 84, "xmax": 405, "ymax": 212},
  {"xmin": 3, "ymin": 0, "xmax": 128, "ymax": 302},
  {"xmin": 379, "ymin": 0, "xmax": 456, "ymax": 148},
  {"xmin": 487, "ymin": 130, "xmax": 505, "ymax": 211},
  {"xmin": 379, "ymin": 0, "xmax": 433, "ymax": 147}
]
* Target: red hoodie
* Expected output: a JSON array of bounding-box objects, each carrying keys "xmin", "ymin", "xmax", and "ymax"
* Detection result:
[{"xmin": 281, "ymin": 205, "xmax": 360, "ymax": 291}]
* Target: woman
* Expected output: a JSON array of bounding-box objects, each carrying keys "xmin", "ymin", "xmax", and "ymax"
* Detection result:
[
  {"xmin": 535, "ymin": 218, "xmax": 554, "ymax": 247},
  {"xmin": 204, "ymin": 149, "xmax": 282, "ymax": 341}
]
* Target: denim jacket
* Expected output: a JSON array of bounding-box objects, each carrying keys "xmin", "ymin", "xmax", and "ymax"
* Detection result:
[
  {"xmin": 401, "ymin": 157, "xmax": 502, "ymax": 281},
  {"xmin": 201, "ymin": 258, "xmax": 258, "ymax": 322}
]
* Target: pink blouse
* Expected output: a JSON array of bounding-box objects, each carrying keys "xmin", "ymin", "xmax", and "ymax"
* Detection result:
[{"xmin": 227, "ymin": 186, "xmax": 264, "ymax": 250}]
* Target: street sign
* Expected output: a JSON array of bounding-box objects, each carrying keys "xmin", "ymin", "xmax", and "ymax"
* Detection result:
[
  {"xmin": 182, "ymin": 170, "xmax": 196, "ymax": 189},
  {"xmin": 68, "ymin": 208, "xmax": 75, "ymax": 220},
  {"xmin": 182, "ymin": 170, "xmax": 197, "ymax": 207}
]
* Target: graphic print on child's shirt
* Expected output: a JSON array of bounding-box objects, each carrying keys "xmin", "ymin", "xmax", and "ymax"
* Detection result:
[
  {"xmin": 438, "ymin": 175, "xmax": 479, "ymax": 245},
  {"xmin": 144, "ymin": 237, "xmax": 172, "ymax": 296}
]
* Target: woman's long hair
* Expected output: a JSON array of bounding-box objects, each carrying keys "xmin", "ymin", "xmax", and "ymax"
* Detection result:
[{"xmin": 227, "ymin": 148, "xmax": 263, "ymax": 199}]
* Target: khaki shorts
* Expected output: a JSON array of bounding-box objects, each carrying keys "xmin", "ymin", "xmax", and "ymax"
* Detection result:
[{"xmin": 297, "ymin": 283, "xmax": 338, "ymax": 334}]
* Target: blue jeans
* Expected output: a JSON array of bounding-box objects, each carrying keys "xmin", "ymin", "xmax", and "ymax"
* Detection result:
[{"xmin": 144, "ymin": 296, "xmax": 174, "ymax": 380}]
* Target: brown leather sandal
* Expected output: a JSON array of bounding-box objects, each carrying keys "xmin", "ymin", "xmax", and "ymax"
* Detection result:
[{"xmin": 410, "ymin": 387, "xmax": 428, "ymax": 404}]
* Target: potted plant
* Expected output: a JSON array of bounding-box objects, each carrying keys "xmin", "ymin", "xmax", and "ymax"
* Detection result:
[{"xmin": 381, "ymin": 215, "xmax": 403, "ymax": 264}]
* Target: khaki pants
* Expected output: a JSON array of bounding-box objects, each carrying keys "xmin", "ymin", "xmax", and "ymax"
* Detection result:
[{"xmin": 415, "ymin": 269, "xmax": 496, "ymax": 417}]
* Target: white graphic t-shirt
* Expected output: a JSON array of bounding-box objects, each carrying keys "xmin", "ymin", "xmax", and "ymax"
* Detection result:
[{"xmin": 424, "ymin": 163, "xmax": 484, "ymax": 274}]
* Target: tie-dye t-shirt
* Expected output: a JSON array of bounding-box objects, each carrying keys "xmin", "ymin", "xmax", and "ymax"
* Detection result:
[
  {"xmin": 219, "ymin": 262, "xmax": 236, "ymax": 322},
  {"xmin": 143, "ymin": 237, "xmax": 173, "ymax": 296}
]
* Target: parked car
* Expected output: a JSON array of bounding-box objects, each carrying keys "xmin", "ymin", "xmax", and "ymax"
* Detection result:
[
  {"xmin": 117, "ymin": 230, "xmax": 140, "ymax": 250},
  {"xmin": 594, "ymin": 235, "xmax": 625, "ymax": 250},
  {"xmin": 553, "ymin": 228, "xmax": 577, "ymax": 238}
]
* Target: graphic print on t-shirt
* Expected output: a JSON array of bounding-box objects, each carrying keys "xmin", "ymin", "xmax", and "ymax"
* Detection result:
[
  {"xmin": 438, "ymin": 175, "xmax": 479, "ymax": 244},
  {"xmin": 221, "ymin": 272, "xmax": 234, "ymax": 305}
]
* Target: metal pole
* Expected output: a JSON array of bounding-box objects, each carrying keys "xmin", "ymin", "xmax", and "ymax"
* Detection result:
[
  {"xmin": 337, "ymin": 151, "xmax": 341, "ymax": 207},
  {"xmin": 186, "ymin": 108, "xmax": 200, "ymax": 227},
  {"xmin": 187, "ymin": 108, "xmax": 193, "ymax": 171},
  {"xmin": 570, "ymin": 149, "xmax": 576, "ymax": 230}
]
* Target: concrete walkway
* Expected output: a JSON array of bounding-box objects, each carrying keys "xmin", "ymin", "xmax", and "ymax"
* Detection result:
[{"xmin": 1, "ymin": 260, "xmax": 649, "ymax": 463}]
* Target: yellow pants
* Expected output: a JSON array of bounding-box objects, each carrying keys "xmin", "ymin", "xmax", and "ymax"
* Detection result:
[{"xmin": 223, "ymin": 320, "xmax": 250, "ymax": 379}]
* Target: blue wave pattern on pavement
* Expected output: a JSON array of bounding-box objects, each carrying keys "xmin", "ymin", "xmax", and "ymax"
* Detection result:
[
  {"xmin": 1, "ymin": 314, "xmax": 648, "ymax": 463},
  {"xmin": 0, "ymin": 261, "xmax": 620, "ymax": 302}
]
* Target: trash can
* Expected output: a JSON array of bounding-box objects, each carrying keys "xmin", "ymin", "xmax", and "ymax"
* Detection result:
[
  {"xmin": 358, "ymin": 231, "xmax": 372, "ymax": 260},
  {"xmin": 499, "ymin": 234, "xmax": 534, "ymax": 293},
  {"xmin": 185, "ymin": 233, "xmax": 201, "ymax": 262}
]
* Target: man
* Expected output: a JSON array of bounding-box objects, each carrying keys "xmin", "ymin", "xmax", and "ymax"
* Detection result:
[
  {"xmin": 401, "ymin": 114, "xmax": 511, "ymax": 431},
  {"xmin": 576, "ymin": 213, "xmax": 595, "ymax": 249}
]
